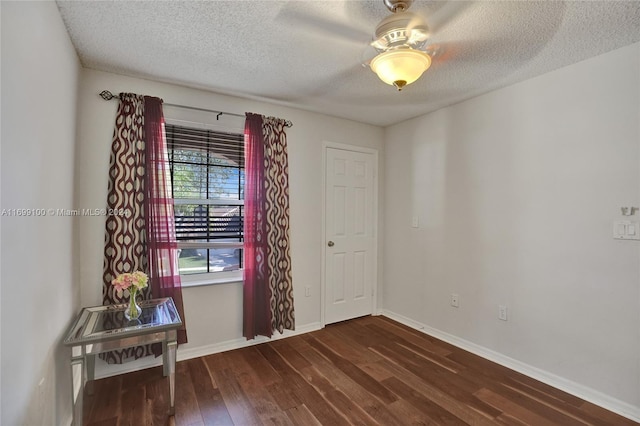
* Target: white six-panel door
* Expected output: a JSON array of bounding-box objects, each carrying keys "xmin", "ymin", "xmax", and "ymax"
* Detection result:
[{"xmin": 324, "ymin": 146, "xmax": 376, "ymax": 325}]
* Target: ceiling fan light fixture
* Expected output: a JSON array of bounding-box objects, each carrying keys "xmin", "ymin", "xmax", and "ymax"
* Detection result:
[{"xmin": 370, "ymin": 48, "xmax": 431, "ymax": 91}]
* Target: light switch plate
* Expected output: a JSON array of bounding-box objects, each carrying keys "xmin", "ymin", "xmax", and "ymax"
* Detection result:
[{"xmin": 613, "ymin": 220, "xmax": 640, "ymax": 240}]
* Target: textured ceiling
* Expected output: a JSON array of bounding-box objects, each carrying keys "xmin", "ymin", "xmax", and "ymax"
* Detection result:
[{"xmin": 56, "ymin": 1, "xmax": 640, "ymax": 127}]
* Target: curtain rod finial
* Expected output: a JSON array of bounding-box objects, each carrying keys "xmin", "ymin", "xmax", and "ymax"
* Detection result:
[{"xmin": 100, "ymin": 90, "xmax": 118, "ymax": 101}]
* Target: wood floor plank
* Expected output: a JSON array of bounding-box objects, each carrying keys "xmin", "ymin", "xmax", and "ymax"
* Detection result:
[
  {"xmin": 358, "ymin": 360, "xmax": 396, "ymax": 382},
  {"xmin": 222, "ymin": 348, "xmax": 294, "ymax": 426},
  {"xmin": 295, "ymin": 340, "xmax": 403, "ymax": 426},
  {"xmin": 188, "ymin": 357, "xmax": 233, "ymax": 425},
  {"xmin": 300, "ymin": 365, "xmax": 377, "ymax": 425},
  {"xmin": 474, "ymin": 387, "xmax": 560, "ymax": 426},
  {"xmin": 203, "ymin": 353, "xmax": 263, "ymax": 426},
  {"xmin": 371, "ymin": 341, "xmax": 503, "ymax": 418},
  {"xmin": 144, "ymin": 369, "xmax": 172, "ymax": 426},
  {"xmin": 385, "ymin": 399, "xmax": 442, "ymax": 426},
  {"xmin": 480, "ymin": 384, "xmax": 589, "ymax": 426},
  {"xmin": 265, "ymin": 380, "xmax": 303, "ymax": 411},
  {"xmin": 505, "ymin": 375, "xmax": 586, "ymax": 408},
  {"xmin": 241, "ymin": 345, "xmax": 283, "ymax": 387},
  {"xmin": 284, "ymin": 404, "xmax": 323, "ymax": 426},
  {"xmin": 579, "ymin": 400, "xmax": 640, "ymax": 426},
  {"xmin": 368, "ymin": 346, "xmax": 501, "ymax": 425},
  {"xmin": 217, "ymin": 366, "xmax": 264, "ymax": 425},
  {"xmin": 256, "ymin": 343, "xmax": 350, "ymax": 425},
  {"xmin": 371, "ymin": 316, "xmax": 456, "ymax": 356},
  {"xmin": 87, "ymin": 374, "xmax": 122, "ymax": 424},
  {"xmin": 382, "ymin": 376, "xmax": 469, "ymax": 424},
  {"xmin": 312, "ymin": 324, "xmax": 383, "ymax": 364},
  {"xmin": 447, "ymin": 351, "xmax": 614, "ymax": 425},
  {"xmin": 83, "ymin": 316, "xmax": 638, "ymax": 426},
  {"xmin": 271, "ymin": 338, "xmax": 313, "ymax": 371},
  {"xmin": 496, "ymin": 381, "xmax": 604, "ymax": 426},
  {"xmin": 494, "ymin": 412, "xmax": 531, "ymax": 426},
  {"xmin": 118, "ymin": 384, "xmax": 148, "ymax": 426},
  {"xmin": 173, "ymin": 360, "xmax": 205, "ymax": 426},
  {"xmin": 333, "ymin": 319, "xmax": 402, "ymax": 356},
  {"xmin": 303, "ymin": 334, "xmax": 398, "ymax": 405},
  {"xmin": 86, "ymin": 418, "xmax": 118, "ymax": 426},
  {"xmin": 395, "ymin": 340, "xmax": 466, "ymax": 373}
]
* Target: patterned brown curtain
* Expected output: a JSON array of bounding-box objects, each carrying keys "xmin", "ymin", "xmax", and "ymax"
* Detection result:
[
  {"xmin": 101, "ymin": 93, "xmax": 188, "ymax": 363},
  {"xmin": 102, "ymin": 93, "xmax": 154, "ymax": 363},
  {"xmin": 263, "ymin": 116, "xmax": 295, "ymax": 334},
  {"xmin": 243, "ymin": 113, "xmax": 295, "ymax": 339}
]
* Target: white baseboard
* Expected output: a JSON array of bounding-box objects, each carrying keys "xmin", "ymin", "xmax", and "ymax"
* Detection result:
[
  {"xmin": 178, "ymin": 321, "xmax": 323, "ymax": 361},
  {"xmin": 94, "ymin": 321, "xmax": 323, "ymax": 380},
  {"xmin": 378, "ymin": 309, "xmax": 640, "ymax": 423}
]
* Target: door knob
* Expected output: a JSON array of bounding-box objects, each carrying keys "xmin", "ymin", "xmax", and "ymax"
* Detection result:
[{"xmin": 327, "ymin": 241, "xmax": 335, "ymax": 247}]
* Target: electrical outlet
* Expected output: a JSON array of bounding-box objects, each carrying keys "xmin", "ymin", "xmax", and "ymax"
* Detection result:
[
  {"xmin": 498, "ymin": 305, "xmax": 508, "ymax": 321},
  {"xmin": 305, "ymin": 286, "xmax": 311, "ymax": 297},
  {"xmin": 450, "ymin": 293, "xmax": 459, "ymax": 308}
]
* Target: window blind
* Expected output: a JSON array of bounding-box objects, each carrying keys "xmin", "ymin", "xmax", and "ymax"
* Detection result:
[{"xmin": 166, "ymin": 123, "xmax": 244, "ymax": 274}]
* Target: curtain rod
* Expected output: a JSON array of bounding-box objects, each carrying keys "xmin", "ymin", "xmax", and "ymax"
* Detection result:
[{"xmin": 99, "ymin": 90, "xmax": 292, "ymax": 127}]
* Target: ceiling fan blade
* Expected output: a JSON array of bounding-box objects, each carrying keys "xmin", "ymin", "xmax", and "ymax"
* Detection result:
[
  {"xmin": 361, "ymin": 44, "xmax": 378, "ymax": 66},
  {"xmin": 425, "ymin": 1, "xmax": 474, "ymax": 34},
  {"xmin": 276, "ymin": 2, "xmax": 372, "ymax": 47},
  {"xmin": 404, "ymin": 11, "xmax": 430, "ymax": 46},
  {"xmin": 272, "ymin": 61, "xmax": 370, "ymax": 103}
]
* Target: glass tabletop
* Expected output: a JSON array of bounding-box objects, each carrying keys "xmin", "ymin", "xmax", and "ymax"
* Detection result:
[{"xmin": 63, "ymin": 297, "xmax": 182, "ymax": 345}]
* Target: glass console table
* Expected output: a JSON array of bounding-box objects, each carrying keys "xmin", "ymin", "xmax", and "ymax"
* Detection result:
[{"xmin": 63, "ymin": 297, "xmax": 182, "ymax": 426}]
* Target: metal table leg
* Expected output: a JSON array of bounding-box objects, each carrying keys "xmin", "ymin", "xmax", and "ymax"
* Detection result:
[
  {"xmin": 70, "ymin": 354, "xmax": 85, "ymax": 426},
  {"xmin": 166, "ymin": 340, "xmax": 177, "ymax": 416},
  {"xmin": 86, "ymin": 353, "xmax": 96, "ymax": 395}
]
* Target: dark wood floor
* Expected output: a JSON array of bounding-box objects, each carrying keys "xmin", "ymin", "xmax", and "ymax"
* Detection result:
[{"xmin": 84, "ymin": 315, "xmax": 637, "ymax": 425}]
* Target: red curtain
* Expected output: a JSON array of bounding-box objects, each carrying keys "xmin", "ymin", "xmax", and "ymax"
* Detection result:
[
  {"xmin": 144, "ymin": 96, "xmax": 188, "ymax": 345},
  {"xmin": 243, "ymin": 113, "xmax": 272, "ymax": 338},
  {"xmin": 243, "ymin": 113, "xmax": 295, "ymax": 340}
]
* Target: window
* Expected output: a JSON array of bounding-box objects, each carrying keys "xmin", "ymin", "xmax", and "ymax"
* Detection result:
[{"xmin": 166, "ymin": 123, "xmax": 244, "ymax": 279}]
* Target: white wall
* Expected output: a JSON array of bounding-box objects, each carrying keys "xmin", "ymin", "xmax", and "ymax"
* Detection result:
[
  {"xmin": 0, "ymin": 1, "xmax": 81, "ymax": 425},
  {"xmin": 384, "ymin": 42, "xmax": 640, "ymax": 415},
  {"xmin": 75, "ymin": 69, "xmax": 384, "ymax": 371},
  {"xmin": 7, "ymin": 1, "xmax": 635, "ymax": 421}
]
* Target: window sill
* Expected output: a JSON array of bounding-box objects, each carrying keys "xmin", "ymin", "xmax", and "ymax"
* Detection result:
[{"xmin": 180, "ymin": 271, "xmax": 244, "ymax": 288}]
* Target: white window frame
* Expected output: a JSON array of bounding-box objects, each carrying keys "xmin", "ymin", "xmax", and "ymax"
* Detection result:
[
  {"xmin": 174, "ymin": 199, "xmax": 244, "ymax": 286},
  {"xmin": 165, "ymin": 117, "xmax": 245, "ymax": 287}
]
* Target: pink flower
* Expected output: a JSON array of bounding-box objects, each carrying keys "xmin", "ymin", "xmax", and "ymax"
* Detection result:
[{"xmin": 112, "ymin": 271, "xmax": 149, "ymax": 297}]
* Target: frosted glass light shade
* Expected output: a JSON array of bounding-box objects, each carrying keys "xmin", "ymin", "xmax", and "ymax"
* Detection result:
[{"xmin": 370, "ymin": 49, "xmax": 432, "ymax": 90}]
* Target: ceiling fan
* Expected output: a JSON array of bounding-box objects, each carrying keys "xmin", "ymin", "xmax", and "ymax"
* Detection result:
[
  {"xmin": 277, "ymin": 0, "xmax": 469, "ymax": 95},
  {"xmin": 367, "ymin": 0, "xmax": 433, "ymax": 90},
  {"xmin": 280, "ymin": 0, "xmax": 449, "ymax": 92}
]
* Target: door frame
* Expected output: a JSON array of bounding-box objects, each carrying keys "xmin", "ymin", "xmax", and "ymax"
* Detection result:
[{"xmin": 321, "ymin": 141, "xmax": 379, "ymax": 327}]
